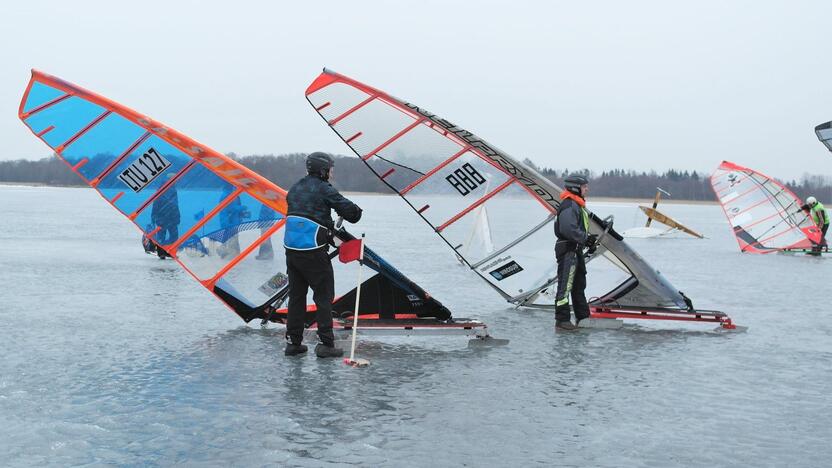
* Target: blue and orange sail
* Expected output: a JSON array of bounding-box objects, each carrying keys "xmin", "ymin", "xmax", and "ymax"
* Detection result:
[{"xmin": 18, "ymin": 70, "xmax": 459, "ymax": 328}]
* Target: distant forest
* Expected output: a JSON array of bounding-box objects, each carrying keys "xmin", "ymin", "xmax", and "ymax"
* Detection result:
[{"xmin": 1, "ymin": 152, "xmax": 830, "ymax": 202}]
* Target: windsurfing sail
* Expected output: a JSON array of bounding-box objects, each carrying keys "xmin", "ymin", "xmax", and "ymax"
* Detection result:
[
  {"xmin": 815, "ymin": 121, "xmax": 832, "ymax": 152},
  {"xmin": 625, "ymin": 188, "xmax": 704, "ymax": 239},
  {"xmin": 18, "ymin": 70, "xmax": 468, "ymax": 333},
  {"xmin": 639, "ymin": 206, "xmax": 703, "ymax": 238},
  {"xmin": 304, "ymin": 69, "xmax": 700, "ymax": 312},
  {"xmin": 710, "ymin": 160, "xmax": 821, "ymax": 253}
]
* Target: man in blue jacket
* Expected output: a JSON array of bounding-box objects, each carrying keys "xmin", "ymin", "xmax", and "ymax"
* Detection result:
[
  {"xmin": 283, "ymin": 152, "xmax": 362, "ymax": 357},
  {"xmin": 554, "ymin": 175, "xmax": 598, "ymax": 331}
]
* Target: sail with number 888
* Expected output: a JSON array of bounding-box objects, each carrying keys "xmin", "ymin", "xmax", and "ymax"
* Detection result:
[{"xmin": 304, "ymin": 69, "xmax": 738, "ymax": 330}]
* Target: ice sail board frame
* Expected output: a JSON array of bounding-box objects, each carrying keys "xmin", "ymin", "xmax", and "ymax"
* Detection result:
[
  {"xmin": 18, "ymin": 70, "xmax": 490, "ymax": 339},
  {"xmin": 305, "ymin": 68, "xmax": 736, "ymax": 329}
]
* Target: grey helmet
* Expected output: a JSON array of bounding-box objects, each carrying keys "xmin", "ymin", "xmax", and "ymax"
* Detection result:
[
  {"xmin": 564, "ymin": 174, "xmax": 589, "ymax": 196},
  {"xmin": 306, "ymin": 152, "xmax": 335, "ymax": 180}
]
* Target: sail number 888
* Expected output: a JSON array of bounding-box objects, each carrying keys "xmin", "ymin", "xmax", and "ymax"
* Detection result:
[{"xmin": 446, "ymin": 163, "xmax": 486, "ymax": 196}]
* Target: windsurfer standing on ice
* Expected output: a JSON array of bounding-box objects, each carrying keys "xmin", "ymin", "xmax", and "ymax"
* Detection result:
[
  {"xmin": 283, "ymin": 152, "xmax": 362, "ymax": 357},
  {"xmin": 554, "ymin": 175, "xmax": 598, "ymax": 331},
  {"xmin": 802, "ymin": 196, "xmax": 829, "ymax": 250}
]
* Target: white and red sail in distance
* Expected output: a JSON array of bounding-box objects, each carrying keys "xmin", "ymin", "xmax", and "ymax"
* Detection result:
[{"xmin": 710, "ymin": 160, "xmax": 821, "ymax": 253}]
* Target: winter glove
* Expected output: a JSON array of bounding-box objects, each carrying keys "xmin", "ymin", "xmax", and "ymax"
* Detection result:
[{"xmin": 586, "ymin": 234, "xmax": 599, "ymax": 247}]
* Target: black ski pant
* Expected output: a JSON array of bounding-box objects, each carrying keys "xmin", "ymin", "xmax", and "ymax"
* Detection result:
[
  {"xmin": 822, "ymin": 223, "xmax": 829, "ymax": 247},
  {"xmin": 156, "ymin": 224, "xmax": 178, "ymax": 258},
  {"xmin": 554, "ymin": 241, "xmax": 589, "ymax": 323},
  {"xmin": 285, "ymin": 248, "xmax": 335, "ymax": 346}
]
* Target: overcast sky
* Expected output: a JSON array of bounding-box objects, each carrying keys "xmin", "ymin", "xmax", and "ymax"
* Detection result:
[{"xmin": 1, "ymin": 0, "xmax": 830, "ymax": 180}]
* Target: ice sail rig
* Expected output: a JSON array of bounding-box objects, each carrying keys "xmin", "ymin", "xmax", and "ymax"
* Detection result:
[
  {"xmin": 710, "ymin": 161, "xmax": 821, "ymax": 253},
  {"xmin": 18, "ymin": 70, "xmax": 489, "ymax": 339},
  {"xmin": 305, "ymin": 69, "xmax": 735, "ymax": 329},
  {"xmin": 815, "ymin": 121, "xmax": 832, "ymax": 153},
  {"xmin": 624, "ymin": 188, "xmax": 704, "ymax": 239}
]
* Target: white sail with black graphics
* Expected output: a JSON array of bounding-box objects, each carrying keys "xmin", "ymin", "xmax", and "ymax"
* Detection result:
[{"xmin": 304, "ymin": 69, "xmax": 724, "ymax": 320}]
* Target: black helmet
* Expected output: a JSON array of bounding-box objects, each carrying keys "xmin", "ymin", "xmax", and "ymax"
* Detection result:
[
  {"xmin": 564, "ymin": 174, "xmax": 589, "ymax": 195},
  {"xmin": 306, "ymin": 152, "xmax": 335, "ymax": 179}
]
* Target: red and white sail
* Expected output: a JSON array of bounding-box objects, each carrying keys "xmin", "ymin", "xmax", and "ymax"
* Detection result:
[
  {"xmin": 305, "ymin": 69, "xmax": 696, "ymax": 310},
  {"xmin": 710, "ymin": 160, "xmax": 821, "ymax": 253}
]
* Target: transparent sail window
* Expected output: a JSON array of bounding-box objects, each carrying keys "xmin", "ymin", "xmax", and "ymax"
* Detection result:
[
  {"xmin": 441, "ymin": 182, "xmax": 553, "ymax": 265},
  {"xmin": 60, "ymin": 113, "xmax": 147, "ymax": 181},
  {"xmin": 307, "ymin": 81, "xmax": 372, "ymax": 123},
  {"xmin": 472, "ymin": 220, "xmax": 557, "ymax": 299},
  {"xmin": 24, "ymin": 96, "xmax": 105, "ymax": 147},
  {"xmin": 22, "ymin": 81, "xmax": 65, "ymax": 113},
  {"xmin": 177, "ymin": 192, "xmax": 282, "ymax": 280},
  {"xmin": 333, "ymin": 98, "xmax": 417, "ymax": 158},
  {"xmin": 370, "ymin": 121, "xmax": 468, "ymax": 190},
  {"xmin": 215, "ymin": 226, "xmax": 288, "ymax": 308},
  {"xmin": 403, "ymin": 153, "xmax": 511, "ymax": 228},
  {"xmin": 96, "ymin": 136, "xmax": 192, "ymax": 215},
  {"xmin": 133, "ymin": 162, "xmax": 236, "ymax": 246}
]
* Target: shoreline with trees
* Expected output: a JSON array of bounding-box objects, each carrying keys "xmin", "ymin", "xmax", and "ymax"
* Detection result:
[{"xmin": 1, "ymin": 153, "xmax": 829, "ymax": 202}]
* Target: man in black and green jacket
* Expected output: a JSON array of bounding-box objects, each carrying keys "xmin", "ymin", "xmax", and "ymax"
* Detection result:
[{"xmin": 554, "ymin": 175, "xmax": 597, "ymax": 331}]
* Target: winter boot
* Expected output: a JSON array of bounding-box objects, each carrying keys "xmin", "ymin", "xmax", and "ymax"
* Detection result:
[
  {"xmin": 315, "ymin": 344, "xmax": 344, "ymax": 358},
  {"xmin": 555, "ymin": 320, "xmax": 578, "ymax": 331},
  {"xmin": 284, "ymin": 343, "xmax": 308, "ymax": 356}
]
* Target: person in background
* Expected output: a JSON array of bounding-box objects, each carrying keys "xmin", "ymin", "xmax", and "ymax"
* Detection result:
[
  {"xmin": 150, "ymin": 174, "xmax": 180, "ymax": 259},
  {"xmin": 802, "ymin": 196, "xmax": 829, "ymax": 250},
  {"xmin": 218, "ymin": 185, "xmax": 250, "ymax": 259},
  {"xmin": 256, "ymin": 204, "xmax": 277, "ymax": 260}
]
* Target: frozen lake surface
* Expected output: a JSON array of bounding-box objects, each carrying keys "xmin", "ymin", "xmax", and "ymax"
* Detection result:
[{"xmin": 1, "ymin": 185, "xmax": 830, "ymax": 467}]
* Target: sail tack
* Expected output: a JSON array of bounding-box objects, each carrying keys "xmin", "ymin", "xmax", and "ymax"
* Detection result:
[
  {"xmin": 18, "ymin": 71, "xmax": 454, "ymax": 325},
  {"xmin": 305, "ymin": 69, "xmax": 695, "ymax": 311},
  {"xmin": 710, "ymin": 161, "xmax": 821, "ymax": 253}
]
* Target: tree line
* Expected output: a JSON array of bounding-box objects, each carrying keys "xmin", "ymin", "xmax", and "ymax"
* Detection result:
[{"xmin": 1, "ymin": 153, "xmax": 829, "ymax": 202}]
